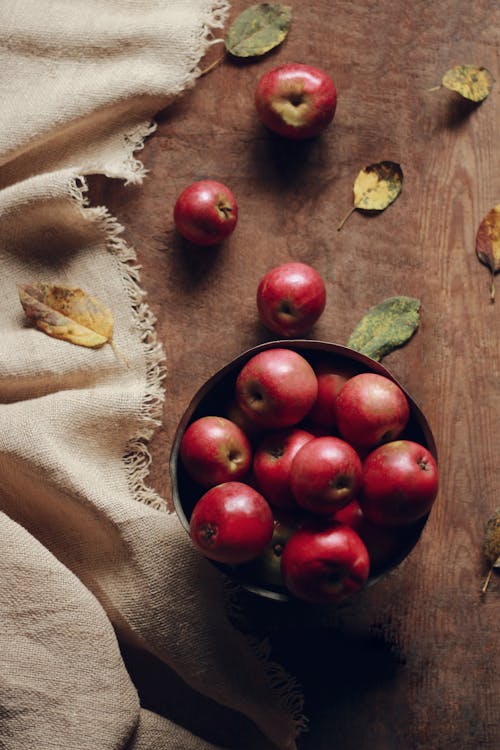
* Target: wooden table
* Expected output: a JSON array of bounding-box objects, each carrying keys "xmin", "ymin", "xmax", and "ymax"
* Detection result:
[{"xmin": 92, "ymin": 1, "xmax": 500, "ymax": 747}]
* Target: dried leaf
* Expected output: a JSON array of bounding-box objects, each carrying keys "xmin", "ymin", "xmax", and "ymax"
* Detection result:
[
  {"xmin": 475, "ymin": 205, "xmax": 500, "ymax": 302},
  {"xmin": 442, "ymin": 64, "xmax": 494, "ymax": 102},
  {"xmin": 18, "ymin": 283, "xmax": 113, "ymax": 348},
  {"xmin": 347, "ymin": 296, "xmax": 420, "ymax": 362},
  {"xmin": 338, "ymin": 161, "xmax": 403, "ymax": 230},
  {"xmin": 482, "ymin": 509, "xmax": 500, "ymax": 594},
  {"xmin": 225, "ymin": 3, "xmax": 292, "ymax": 58}
]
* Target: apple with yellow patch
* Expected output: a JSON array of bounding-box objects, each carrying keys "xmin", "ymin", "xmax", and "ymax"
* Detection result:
[{"xmin": 255, "ymin": 63, "xmax": 337, "ymax": 140}]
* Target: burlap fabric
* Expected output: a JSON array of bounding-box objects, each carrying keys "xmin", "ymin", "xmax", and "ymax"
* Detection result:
[{"xmin": 0, "ymin": 3, "xmax": 303, "ymax": 748}]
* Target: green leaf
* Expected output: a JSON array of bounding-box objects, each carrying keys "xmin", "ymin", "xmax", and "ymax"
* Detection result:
[
  {"xmin": 225, "ymin": 3, "xmax": 292, "ymax": 58},
  {"xmin": 347, "ymin": 296, "xmax": 420, "ymax": 362},
  {"xmin": 442, "ymin": 64, "xmax": 494, "ymax": 102}
]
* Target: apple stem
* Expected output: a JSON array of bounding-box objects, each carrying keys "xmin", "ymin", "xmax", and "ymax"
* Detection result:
[
  {"xmin": 337, "ymin": 206, "xmax": 356, "ymax": 231},
  {"xmin": 481, "ymin": 565, "xmax": 494, "ymax": 595}
]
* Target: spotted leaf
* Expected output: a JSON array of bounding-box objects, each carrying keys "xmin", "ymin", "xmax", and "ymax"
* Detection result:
[
  {"xmin": 347, "ymin": 296, "xmax": 420, "ymax": 362},
  {"xmin": 442, "ymin": 65, "xmax": 494, "ymax": 102},
  {"xmin": 225, "ymin": 3, "xmax": 292, "ymax": 58},
  {"xmin": 18, "ymin": 283, "xmax": 113, "ymax": 348},
  {"xmin": 338, "ymin": 161, "xmax": 403, "ymax": 230}
]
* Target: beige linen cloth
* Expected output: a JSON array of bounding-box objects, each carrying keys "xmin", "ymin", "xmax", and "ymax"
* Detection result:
[{"xmin": 0, "ymin": 2, "xmax": 304, "ymax": 749}]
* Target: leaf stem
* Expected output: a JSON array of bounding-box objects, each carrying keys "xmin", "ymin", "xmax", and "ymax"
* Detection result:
[
  {"xmin": 426, "ymin": 84, "xmax": 442, "ymax": 92},
  {"xmin": 110, "ymin": 340, "xmax": 131, "ymax": 368},
  {"xmin": 337, "ymin": 206, "xmax": 356, "ymax": 231},
  {"xmin": 198, "ymin": 52, "xmax": 226, "ymax": 78},
  {"xmin": 490, "ymin": 272, "xmax": 496, "ymax": 303},
  {"xmin": 481, "ymin": 564, "xmax": 494, "ymax": 594}
]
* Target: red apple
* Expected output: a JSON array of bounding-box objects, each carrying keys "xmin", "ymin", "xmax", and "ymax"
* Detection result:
[
  {"xmin": 360, "ymin": 440, "xmax": 439, "ymax": 527},
  {"xmin": 249, "ymin": 513, "xmax": 302, "ymax": 588},
  {"xmin": 290, "ymin": 436, "xmax": 363, "ymax": 515},
  {"xmin": 335, "ymin": 373, "xmax": 410, "ymax": 448},
  {"xmin": 225, "ymin": 398, "xmax": 263, "ymax": 441},
  {"xmin": 331, "ymin": 499, "xmax": 364, "ymax": 531},
  {"xmin": 180, "ymin": 416, "xmax": 252, "ymax": 487},
  {"xmin": 280, "ymin": 523, "xmax": 370, "ymax": 604},
  {"xmin": 307, "ymin": 358, "xmax": 357, "ymax": 430},
  {"xmin": 255, "ymin": 63, "xmax": 337, "ymax": 140},
  {"xmin": 256, "ymin": 262, "xmax": 326, "ymax": 337},
  {"xmin": 173, "ymin": 179, "xmax": 238, "ymax": 246},
  {"xmin": 189, "ymin": 481, "xmax": 274, "ymax": 564},
  {"xmin": 235, "ymin": 348, "xmax": 318, "ymax": 429},
  {"xmin": 253, "ymin": 427, "xmax": 315, "ymax": 509}
]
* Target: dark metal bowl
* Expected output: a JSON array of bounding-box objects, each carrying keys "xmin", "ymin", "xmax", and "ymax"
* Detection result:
[{"xmin": 170, "ymin": 340, "xmax": 438, "ymax": 602}]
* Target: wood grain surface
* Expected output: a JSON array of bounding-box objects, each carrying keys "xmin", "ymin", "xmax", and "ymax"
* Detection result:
[{"xmin": 91, "ymin": 1, "xmax": 500, "ymax": 748}]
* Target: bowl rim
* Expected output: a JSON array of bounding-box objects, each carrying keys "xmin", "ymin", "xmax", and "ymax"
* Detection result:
[{"xmin": 169, "ymin": 339, "xmax": 438, "ymax": 603}]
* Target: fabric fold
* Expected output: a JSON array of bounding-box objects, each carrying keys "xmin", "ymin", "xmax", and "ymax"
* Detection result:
[{"xmin": 0, "ymin": 2, "xmax": 304, "ymax": 749}]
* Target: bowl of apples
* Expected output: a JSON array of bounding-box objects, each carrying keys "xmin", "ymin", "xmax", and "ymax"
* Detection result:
[{"xmin": 170, "ymin": 340, "xmax": 438, "ymax": 605}]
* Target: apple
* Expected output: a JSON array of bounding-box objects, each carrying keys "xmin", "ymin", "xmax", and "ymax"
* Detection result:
[
  {"xmin": 306, "ymin": 358, "xmax": 357, "ymax": 430},
  {"xmin": 235, "ymin": 348, "xmax": 318, "ymax": 429},
  {"xmin": 335, "ymin": 372, "xmax": 410, "ymax": 448},
  {"xmin": 256, "ymin": 262, "xmax": 326, "ymax": 337},
  {"xmin": 255, "ymin": 62, "xmax": 337, "ymax": 140},
  {"xmin": 173, "ymin": 179, "xmax": 238, "ymax": 246},
  {"xmin": 249, "ymin": 513, "xmax": 302, "ymax": 588},
  {"xmin": 331, "ymin": 499, "xmax": 364, "ymax": 531},
  {"xmin": 180, "ymin": 416, "xmax": 252, "ymax": 487},
  {"xmin": 189, "ymin": 481, "xmax": 274, "ymax": 564},
  {"xmin": 290, "ymin": 436, "xmax": 363, "ymax": 515},
  {"xmin": 360, "ymin": 440, "xmax": 439, "ymax": 527},
  {"xmin": 225, "ymin": 398, "xmax": 263, "ymax": 441},
  {"xmin": 253, "ymin": 427, "xmax": 315, "ymax": 509},
  {"xmin": 280, "ymin": 523, "xmax": 370, "ymax": 604}
]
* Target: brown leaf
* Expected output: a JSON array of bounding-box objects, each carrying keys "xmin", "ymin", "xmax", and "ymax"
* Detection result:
[
  {"xmin": 476, "ymin": 205, "xmax": 500, "ymax": 302},
  {"xmin": 482, "ymin": 509, "xmax": 500, "ymax": 594},
  {"xmin": 18, "ymin": 283, "xmax": 113, "ymax": 348}
]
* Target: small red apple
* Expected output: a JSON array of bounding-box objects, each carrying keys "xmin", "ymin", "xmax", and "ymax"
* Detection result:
[
  {"xmin": 360, "ymin": 440, "xmax": 439, "ymax": 527},
  {"xmin": 306, "ymin": 358, "xmax": 357, "ymax": 430},
  {"xmin": 335, "ymin": 373, "xmax": 410, "ymax": 448},
  {"xmin": 253, "ymin": 427, "xmax": 315, "ymax": 509},
  {"xmin": 255, "ymin": 63, "xmax": 337, "ymax": 140},
  {"xmin": 280, "ymin": 523, "xmax": 370, "ymax": 604},
  {"xmin": 173, "ymin": 179, "xmax": 238, "ymax": 246},
  {"xmin": 290, "ymin": 436, "xmax": 363, "ymax": 515},
  {"xmin": 256, "ymin": 262, "xmax": 326, "ymax": 337},
  {"xmin": 189, "ymin": 481, "xmax": 274, "ymax": 564},
  {"xmin": 180, "ymin": 416, "xmax": 252, "ymax": 487},
  {"xmin": 236, "ymin": 348, "xmax": 318, "ymax": 429}
]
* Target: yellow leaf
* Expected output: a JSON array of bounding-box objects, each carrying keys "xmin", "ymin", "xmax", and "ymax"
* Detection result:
[
  {"xmin": 442, "ymin": 64, "xmax": 494, "ymax": 102},
  {"xmin": 18, "ymin": 283, "xmax": 113, "ymax": 349},
  {"xmin": 338, "ymin": 161, "xmax": 403, "ymax": 230}
]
